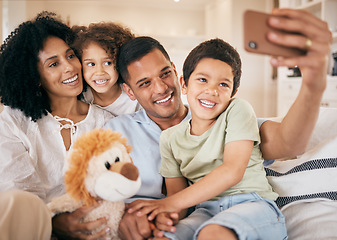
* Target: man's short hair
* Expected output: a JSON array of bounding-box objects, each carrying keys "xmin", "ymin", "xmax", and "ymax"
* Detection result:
[{"xmin": 117, "ymin": 36, "xmax": 171, "ymax": 84}]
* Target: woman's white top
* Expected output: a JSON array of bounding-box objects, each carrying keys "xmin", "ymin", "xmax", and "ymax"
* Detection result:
[
  {"xmin": 82, "ymin": 86, "xmax": 142, "ymax": 116},
  {"xmin": 0, "ymin": 105, "xmax": 114, "ymax": 203}
]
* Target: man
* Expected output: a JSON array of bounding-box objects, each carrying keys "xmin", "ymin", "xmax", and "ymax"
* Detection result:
[
  {"xmin": 102, "ymin": 9, "xmax": 332, "ymax": 240},
  {"xmin": 105, "ymin": 36, "xmax": 188, "ymax": 203},
  {"xmin": 51, "ymin": 8, "xmax": 331, "ymax": 240}
]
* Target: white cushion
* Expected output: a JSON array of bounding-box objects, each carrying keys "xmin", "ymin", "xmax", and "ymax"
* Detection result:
[
  {"xmin": 305, "ymin": 107, "xmax": 337, "ymax": 152},
  {"xmin": 266, "ymin": 135, "xmax": 337, "ymax": 207},
  {"xmin": 265, "ymin": 107, "xmax": 337, "ymax": 239},
  {"xmin": 280, "ymin": 199, "xmax": 337, "ymax": 240}
]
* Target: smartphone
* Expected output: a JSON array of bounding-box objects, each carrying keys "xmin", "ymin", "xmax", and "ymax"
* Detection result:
[{"xmin": 243, "ymin": 10, "xmax": 306, "ymax": 57}]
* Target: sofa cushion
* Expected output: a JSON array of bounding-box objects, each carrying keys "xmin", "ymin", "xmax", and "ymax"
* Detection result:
[{"xmin": 265, "ymin": 107, "xmax": 337, "ymax": 239}]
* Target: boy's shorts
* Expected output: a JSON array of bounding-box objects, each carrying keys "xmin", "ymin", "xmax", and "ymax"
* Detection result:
[{"xmin": 163, "ymin": 192, "xmax": 287, "ymax": 240}]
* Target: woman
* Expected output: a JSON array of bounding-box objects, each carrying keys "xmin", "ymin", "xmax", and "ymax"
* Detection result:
[{"xmin": 0, "ymin": 12, "xmax": 113, "ymax": 239}]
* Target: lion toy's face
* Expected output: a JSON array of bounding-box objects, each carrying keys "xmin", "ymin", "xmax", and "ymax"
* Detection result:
[
  {"xmin": 86, "ymin": 141, "xmax": 141, "ymax": 202},
  {"xmin": 65, "ymin": 129, "xmax": 141, "ymax": 206}
]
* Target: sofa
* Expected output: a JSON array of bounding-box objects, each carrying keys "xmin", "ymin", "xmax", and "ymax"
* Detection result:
[{"xmin": 265, "ymin": 107, "xmax": 337, "ymax": 239}]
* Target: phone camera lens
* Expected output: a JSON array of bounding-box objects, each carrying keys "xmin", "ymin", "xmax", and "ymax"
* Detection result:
[{"xmin": 248, "ymin": 41, "xmax": 257, "ymax": 49}]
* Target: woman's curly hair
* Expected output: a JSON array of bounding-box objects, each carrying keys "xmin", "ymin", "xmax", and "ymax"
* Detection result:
[
  {"xmin": 72, "ymin": 22, "xmax": 135, "ymax": 87},
  {"xmin": 0, "ymin": 11, "xmax": 76, "ymax": 121}
]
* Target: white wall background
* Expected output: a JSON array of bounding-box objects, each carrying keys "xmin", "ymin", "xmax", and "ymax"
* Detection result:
[{"xmin": 1, "ymin": 0, "xmax": 277, "ymax": 117}]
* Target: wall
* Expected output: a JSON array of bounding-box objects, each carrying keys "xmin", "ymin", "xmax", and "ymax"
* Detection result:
[
  {"xmin": 0, "ymin": 0, "xmax": 2, "ymax": 41},
  {"xmin": 26, "ymin": 1, "xmax": 205, "ymax": 36},
  {"xmin": 1, "ymin": 0, "xmax": 26, "ymax": 41}
]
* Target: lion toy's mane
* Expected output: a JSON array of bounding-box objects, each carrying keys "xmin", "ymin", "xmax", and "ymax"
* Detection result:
[
  {"xmin": 47, "ymin": 128, "xmax": 140, "ymax": 239},
  {"xmin": 65, "ymin": 129, "xmax": 132, "ymax": 206}
]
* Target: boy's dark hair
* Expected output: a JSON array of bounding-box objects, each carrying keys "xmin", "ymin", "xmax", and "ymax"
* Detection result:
[
  {"xmin": 72, "ymin": 22, "xmax": 135, "ymax": 87},
  {"xmin": 0, "ymin": 11, "xmax": 76, "ymax": 121},
  {"xmin": 117, "ymin": 36, "xmax": 171, "ymax": 84},
  {"xmin": 183, "ymin": 38, "xmax": 242, "ymax": 96}
]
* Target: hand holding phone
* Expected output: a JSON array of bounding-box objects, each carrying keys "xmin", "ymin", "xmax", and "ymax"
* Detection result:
[{"xmin": 243, "ymin": 10, "xmax": 306, "ymax": 57}]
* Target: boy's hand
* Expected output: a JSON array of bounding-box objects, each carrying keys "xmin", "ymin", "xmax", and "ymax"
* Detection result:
[{"xmin": 52, "ymin": 204, "xmax": 109, "ymax": 240}]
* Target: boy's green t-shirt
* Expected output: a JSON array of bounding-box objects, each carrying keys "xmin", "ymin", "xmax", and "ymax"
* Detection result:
[{"xmin": 159, "ymin": 98, "xmax": 278, "ymax": 201}]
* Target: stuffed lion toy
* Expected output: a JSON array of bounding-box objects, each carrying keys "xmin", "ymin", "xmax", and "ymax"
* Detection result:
[{"xmin": 48, "ymin": 128, "xmax": 141, "ymax": 239}]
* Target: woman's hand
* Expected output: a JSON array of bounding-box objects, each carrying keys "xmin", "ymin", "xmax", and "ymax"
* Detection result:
[{"xmin": 52, "ymin": 205, "xmax": 109, "ymax": 240}]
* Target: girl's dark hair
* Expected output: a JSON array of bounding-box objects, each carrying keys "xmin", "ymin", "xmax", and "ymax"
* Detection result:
[
  {"xmin": 0, "ymin": 11, "xmax": 76, "ymax": 121},
  {"xmin": 117, "ymin": 36, "xmax": 171, "ymax": 84},
  {"xmin": 183, "ymin": 38, "xmax": 242, "ymax": 96},
  {"xmin": 72, "ymin": 22, "xmax": 134, "ymax": 87}
]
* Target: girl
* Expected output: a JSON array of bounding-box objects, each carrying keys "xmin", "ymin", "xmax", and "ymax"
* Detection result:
[{"xmin": 72, "ymin": 22, "xmax": 141, "ymax": 116}]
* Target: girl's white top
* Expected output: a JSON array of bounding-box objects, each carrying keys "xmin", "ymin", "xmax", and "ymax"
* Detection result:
[{"xmin": 82, "ymin": 86, "xmax": 142, "ymax": 116}]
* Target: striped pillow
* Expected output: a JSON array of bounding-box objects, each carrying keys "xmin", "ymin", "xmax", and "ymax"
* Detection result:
[{"xmin": 265, "ymin": 134, "xmax": 337, "ymax": 208}]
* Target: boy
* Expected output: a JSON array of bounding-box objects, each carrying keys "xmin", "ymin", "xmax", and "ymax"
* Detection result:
[{"xmin": 127, "ymin": 38, "xmax": 287, "ymax": 240}]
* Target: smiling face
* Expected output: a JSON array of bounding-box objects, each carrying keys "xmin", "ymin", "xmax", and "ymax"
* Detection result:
[
  {"xmin": 38, "ymin": 36, "xmax": 83, "ymax": 102},
  {"xmin": 82, "ymin": 42, "xmax": 119, "ymax": 94},
  {"xmin": 123, "ymin": 48, "xmax": 184, "ymax": 123},
  {"xmin": 182, "ymin": 57, "xmax": 236, "ymax": 132}
]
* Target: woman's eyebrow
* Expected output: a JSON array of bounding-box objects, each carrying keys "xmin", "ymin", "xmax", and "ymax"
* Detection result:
[
  {"xmin": 43, "ymin": 55, "xmax": 57, "ymax": 65},
  {"xmin": 43, "ymin": 48, "xmax": 73, "ymax": 65}
]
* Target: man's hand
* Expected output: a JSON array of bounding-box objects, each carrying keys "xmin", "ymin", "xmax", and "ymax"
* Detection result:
[
  {"xmin": 119, "ymin": 204, "xmax": 180, "ymax": 240},
  {"xmin": 267, "ymin": 8, "xmax": 331, "ymax": 90},
  {"xmin": 52, "ymin": 205, "xmax": 109, "ymax": 240},
  {"xmin": 118, "ymin": 210, "xmax": 153, "ymax": 240},
  {"xmin": 146, "ymin": 213, "xmax": 179, "ymax": 240},
  {"xmin": 260, "ymin": 8, "xmax": 332, "ymax": 160},
  {"xmin": 155, "ymin": 212, "xmax": 179, "ymax": 233}
]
